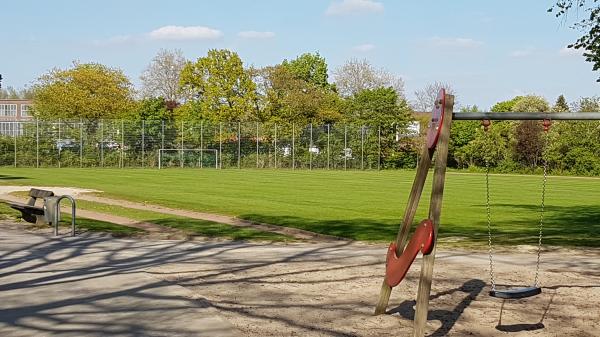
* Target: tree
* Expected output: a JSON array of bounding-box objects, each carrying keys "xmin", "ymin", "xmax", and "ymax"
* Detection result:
[
  {"xmin": 258, "ymin": 64, "xmax": 342, "ymax": 124},
  {"xmin": 32, "ymin": 62, "xmax": 134, "ymax": 120},
  {"xmin": 140, "ymin": 49, "xmax": 188, "ymax": 103},
  {"xmin": 412, "ymin": 82, "xmax": 456, "ymax": 112},
  {"xmin": 281, "ymin": 53, "xmax": 333, "ymax": 90},
  {"xmin": 0, "ymin": 86, "xmax": 34, "ymax": 99},
  {"xmin": 512, "ymin": 95, "xmax": 551, "ymax": 167},
  {"xmin": 333, "ymin": 58, "xmax": 404, "ymax": 97},
  {"xmin": 490, "ymin": 96, "xmax": 523, "ymax": 112},
  {"xmin": 179, "ymin": 49, "xmax": 257, "ymax": 122},
  {"xmin": 552, "ymin": 94, "xmax": 570, "ymax": 112},
  {"xmin": 344, "ymin": 87, "xmax": 411, "ymax": 126},
  {"xmin": 550, "ymin": 1, "xmax": 600, "ymax": 81},
  {"xmin": 572, "ymin": 95, "xmax": 600, "ymax": 111}
]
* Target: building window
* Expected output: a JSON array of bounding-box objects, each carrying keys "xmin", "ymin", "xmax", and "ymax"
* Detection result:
[
  {"xmin": 20, "ymin": 104, "xmax": 31, "ymax": 117},
  {"xmin": 0, "ymin": 104, "xmax": 17, "ymax": 117},
  {"xmin": 0, "ymin": 122, "xmax": 23, "ymax": 136}
]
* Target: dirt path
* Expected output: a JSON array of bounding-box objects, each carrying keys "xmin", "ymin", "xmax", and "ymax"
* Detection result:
[
  {"xmin": 77, "ymin": 194, "xmax": 345, "ymax": 242},
  {"xmin": 0, "ymin": 193, "xmax": 186, "ymax": 239},
  {"xmin": 0, "ymin": 185, "xmax": 342, "ymax": 241}
]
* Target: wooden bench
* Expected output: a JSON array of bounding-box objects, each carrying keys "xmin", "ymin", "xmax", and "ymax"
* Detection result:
[{"xmin": 7, "ymin": 188, "xmax": 55, "ymax": 225}]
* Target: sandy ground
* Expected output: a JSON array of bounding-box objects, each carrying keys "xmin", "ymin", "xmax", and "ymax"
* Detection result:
[{"xmin": 149, "ymin": 242, "xmax": 600, "ymax": 336}]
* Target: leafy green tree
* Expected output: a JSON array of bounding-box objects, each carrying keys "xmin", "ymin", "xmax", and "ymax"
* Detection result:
[
  {"xmin": 512, "ymin": 95, "xmax": 551, "ymax": 167},
  {"xmin": 344, "ymin": 87, "xmax": 411, "ymax": 126},
  {"xmin": 574, "ymin": 96, "xmax": 600, "ymax": 111},
  {"xmin": 552, "ymin": 94, "xmax": 570, "ymax": 112},
  {"xmin": 550, "ymin": 1, "xmax": 600, "ymax": 81},
  {"xmin": 490, "ymin": 96, "xmax": 522, "ymax": 112},
  {"xmin": 32, "ymin": 62, "xmax": 134, "ymax": 121},
  {"xmin": 449, "ymin": 105, "xmax": 480, "ymax": 168},
  {"xmin": 179, "ymin": 49, "xmax": 257, "ymax": 122},
  {"xmin": 281, "ymin": 53, "xmax": 333, "ymax": 90},
  {"xmin": 259, "ymin": 64, "xmax": 342, "ymax": 124}
]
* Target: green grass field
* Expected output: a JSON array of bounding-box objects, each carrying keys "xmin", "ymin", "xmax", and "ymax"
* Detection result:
[{"xmin": 1, "ymin": 168, "xmax": 598, "ymax": 247}]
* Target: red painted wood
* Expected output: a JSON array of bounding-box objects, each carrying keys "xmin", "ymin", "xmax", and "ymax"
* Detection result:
[
  {"xmin": 385, "ymin": 219, "xmax": 435, "ymax": 288},
  {"xmin": 427, "ymin": 89, "xmax": 446, "ymax": 149}
]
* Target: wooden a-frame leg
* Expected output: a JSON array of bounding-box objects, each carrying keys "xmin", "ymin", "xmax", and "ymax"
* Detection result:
[
  {"xmin": 374, "ymin": 142, "xmax": 434, "ymax": 315},
  {"xmin": 413, "ymin": 95, "xmax": 454, "ymax": 337}
]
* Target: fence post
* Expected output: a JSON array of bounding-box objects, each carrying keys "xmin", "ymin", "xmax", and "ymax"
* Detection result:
[
  {"xmin": 79, "ymin": 118, "xmax": 83, "ymax": 168},
  {"xmin": 57, "ymin": 119, "xmax": 61, "ymax": 168},
  {"xmin": 219, "ymin": 122, "xmax": 222, "ymax": 169},
  {"xmin": 100, "ymin": 119, "xmax": 104, "ymax": 168},
  {"xmin": 200, "ymin": 120, "xmax": 204, "ymax": 169},
  {"xmin": 310, "ymin": 123, "xmax": 313, "ymax": 170},
  {"xmin": 35, "ymin": 119, "xmax": 39, "ymax": 168},
  {"xmin": 161, "ymin": 120, "xmax": 165, "ymax": 152},
  {"xmin": 292, "ymin": 123, "xmax": 295, "ymax": 170},
  {"xmin": 327, "ymin": 124, "xmax": 330, "ymax": 170},
  {"xmin": 274, "ymin": 123, "xmax": 278, "ymax": 169},
  {"xmin": 180, "ymin": 120, "xmax": 184, "ymax": 168},
  {"xmin": 237, "ymin": 122, "xmax": 241, "ymax": 169},
  {"xmin": 344, "ymin": 124, "xmax": 347, "ymax": 171},
  {"xmin": 378, "ymin": 125, "xmax": 381, "ymax": 171},
  {"xmin": 256, "ymin": 122, "xmax": 259, "ymax": 168},
  {"xmin": 13, "ymin": 122, "xmax": 17, "ymax": 167},
  {"xmin": 361, "ymin": 126, "xmax": 364, "ymax": 170},
  {"xmin": 120, "ymin": 119, "xmax": 124, "ymax": 168},
  {"xmin": 141, "ymin": 120, "xmax": 145, "ymax": 168}
]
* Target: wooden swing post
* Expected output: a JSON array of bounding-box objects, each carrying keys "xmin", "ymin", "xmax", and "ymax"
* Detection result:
[{"xmin": 373, "ymin": 91, "xmax": 455, "ymax": 337}]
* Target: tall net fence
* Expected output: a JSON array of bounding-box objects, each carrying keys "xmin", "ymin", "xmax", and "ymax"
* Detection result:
[{"xmin": 0, "ymin": 119, "xmax": 418, "ymax": 169}]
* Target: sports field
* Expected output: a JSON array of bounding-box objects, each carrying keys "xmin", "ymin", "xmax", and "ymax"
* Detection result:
[{"xmin": 0, "ymin": 168, "xmax": 598, "ymax": 247}]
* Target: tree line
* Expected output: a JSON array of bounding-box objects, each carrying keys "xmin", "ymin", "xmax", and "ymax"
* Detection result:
[{"xmin": 3, "ymin": 48, "xmax": 599, "ymax": 174}]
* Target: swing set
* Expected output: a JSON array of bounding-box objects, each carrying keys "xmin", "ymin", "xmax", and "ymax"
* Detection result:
[{"xmin": 374, "ymin": 89, "xmax": 600, "ymax": 337}]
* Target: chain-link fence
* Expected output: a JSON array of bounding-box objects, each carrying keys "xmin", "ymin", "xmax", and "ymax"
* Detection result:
[{"xmin": 0, "ymin": 119, "xmax": 420, "ymax": 169}]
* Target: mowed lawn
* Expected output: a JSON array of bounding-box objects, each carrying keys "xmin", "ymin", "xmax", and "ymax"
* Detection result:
[{"xmin": 0, "ymin": 168, "xmax": 598, "ymax": 247}]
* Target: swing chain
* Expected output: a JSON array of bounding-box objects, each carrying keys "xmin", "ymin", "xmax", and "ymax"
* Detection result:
[
  {"xmin": 534, "ymin": 120, "xmax": 550, "ymax": 287},
  {"xmin": 482, "ymin": 120, "xmax": 496, "ymax": 291}
]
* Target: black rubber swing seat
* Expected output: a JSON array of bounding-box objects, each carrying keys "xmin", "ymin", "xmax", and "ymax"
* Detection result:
[{"xmin": 489, "ymin": 287, "xmax": 541, "ymax": 299}]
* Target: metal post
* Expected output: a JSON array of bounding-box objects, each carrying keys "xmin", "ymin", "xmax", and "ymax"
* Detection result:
[
  {"xmin": 100, "ymin": 119, "xmax": 104, "ymax": 168},
  {"xmin": 327, "ymin": 124, "xmax": 330, "ymax": 170},
  {"xmin": 161, "ymin": 120, "xmax": 165, "ymax": 151},
  {"xmin": 35, "ymin": 119, "xmax": 39, "ymax": 168},
  {"xmin": 120, "ymin": 119, "xmax": 124, "ymax": 168},
  {"xmin": 344, "ymin": 124, "xmax": 347, "ymax": 171},
  {"xmin": 13, "ymin": 122, "xmax": 17, "ymax": 167},
  {"xmin": 219, "ymin": 122, "xmax": 222, "ymax": 169},
  {"xmin": 180, "ymin": 120, "xmax": 184, "ymax": 168},
  {"xmin": 292, "ymin": 123, "xmax": 295, "ymax": 170},
  {"xmin": 237, "ymin": 122, "xmax": 241, "ymax": 169},
  {"xmin": 378, "ymin": 125, "xmax": 381, "ymax": 171},
  {"xmin": 309, "ymin": 123, "xmax": 313, "ymax": 170},
  {"xmin": 274, "ymin": 123, "xmax": 277, "ymax": 169},
  {"xmin": 58, "ymin": 119, "xmax": 61, "ymax": 168},
  {"xmin": 79, "ymin": 118, "xmax": 83, "ymax": 168},
  {"xmin": 141, "ymin": 120, "xmax": 145, "ymax": 168},
  {"xmin": 361, "ymin": 126, "xmax": 364, "ymax": 170},
  {"xmin": 200, "ymin": 120, "xmax": 204, "ymax": 169},
  {"xmin": 256, "ymin": 122, "xmax": 259, "ymax": 168}
]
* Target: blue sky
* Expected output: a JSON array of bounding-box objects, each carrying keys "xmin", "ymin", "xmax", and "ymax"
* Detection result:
[{"xmin": 1, "ymin": 0, "xmax": 597, "ymax": 109}]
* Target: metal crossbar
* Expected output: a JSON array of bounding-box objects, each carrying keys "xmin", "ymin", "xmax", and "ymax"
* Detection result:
[{"xmin": 453, "ymin": 112, "xmax": 600, "ymax": 120}]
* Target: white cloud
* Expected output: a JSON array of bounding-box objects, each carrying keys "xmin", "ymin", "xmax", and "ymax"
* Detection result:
[
  {"xmin": 428, "ymin": 37, "xmax": 483, "ymax": 49},
  {"xmin": 149, "ymin": 25, "xmax": 223, "ymax": 41},
  {"xmin": 510, "ymin": 48, "xmax": 535, "ymax": 57},
  {"xmin": 237, "ymin": 31, "xmax": 275, "ymax": 39},
  {"xmin": 559, "ymin": 46, "xmax": 583, "ymax": 57},
  {"xmin": 353, "ymin": 43, "xmax": 375, "ymax": 52},
  {"xmin": 325, "ymin": 0, "xmax": 384, "ymax": 16}
]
